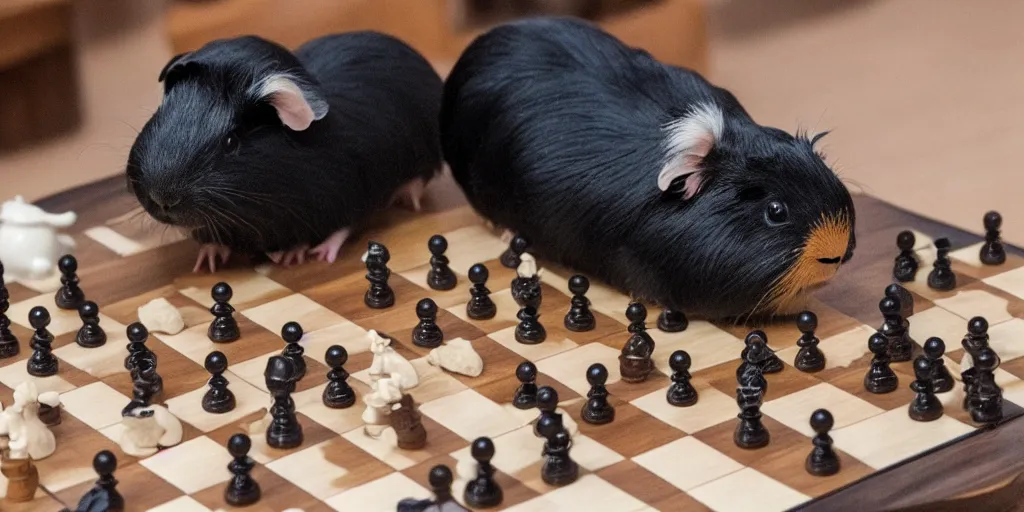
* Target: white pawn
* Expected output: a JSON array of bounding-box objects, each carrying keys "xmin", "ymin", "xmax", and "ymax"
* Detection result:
[
  {"xmin": 0, "ymin": 381, "xmax": 58, "ymax": 460},
  {"xmin": 0, "ymin": 195, "xmax": 77, "ymax": 281},
  {"xmin": 119, "ymin": 403, "xmax": 183, "ymax": 457}
]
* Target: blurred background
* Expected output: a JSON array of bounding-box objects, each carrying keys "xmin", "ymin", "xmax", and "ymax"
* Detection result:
[{"xmin": 0, "ymin": 0, "xmax": 1021, "ymax": 244}]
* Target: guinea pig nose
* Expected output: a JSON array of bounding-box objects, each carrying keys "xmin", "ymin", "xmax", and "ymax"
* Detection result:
[{"xmin": 150, "ymin": 192, "xmax": 182, "ymax": 211}]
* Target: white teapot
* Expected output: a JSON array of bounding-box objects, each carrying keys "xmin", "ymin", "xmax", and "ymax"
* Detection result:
[{"xmin": 0, "ymin": 195, "xmax": 77, "ymax": 281}]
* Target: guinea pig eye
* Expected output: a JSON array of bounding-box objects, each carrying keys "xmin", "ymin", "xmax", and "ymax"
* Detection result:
[
  {"xmin": 223, "ymin": 134, "xmax": 239, "ymax": 153},
  {"xmin": 765, "ymin": 201, "xmax": 789, "ymax": 225}
]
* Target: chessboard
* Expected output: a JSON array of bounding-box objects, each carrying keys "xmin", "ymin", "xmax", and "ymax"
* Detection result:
[{"xmin": 2, "ymin": 176, "xmax": 1024, "ymax": 512}]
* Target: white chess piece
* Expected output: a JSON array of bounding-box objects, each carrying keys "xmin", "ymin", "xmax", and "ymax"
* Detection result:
[
  {"xmin": 361, "ymin": 376, "xmax": 403, "ymax": 438},
  {"xmin": 517, "ymin": 253, "xmax": 538, "ymax": 279},
  {"xmin": 0, "ymin": 195, "xmax": 77, "ymax": 281},
  {"xmin": 367, "ymin": 330, "xmax": 419, "ymax": 389},
  {"xmin": 0, "ymin": 381, "xmax": 57, "ymax": 460},
  {"xmin": 119, "ymin": 403, "xmax": 184, "ymax": 457}
]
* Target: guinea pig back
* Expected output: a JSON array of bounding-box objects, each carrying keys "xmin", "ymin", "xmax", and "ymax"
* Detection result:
[{"xmin": 441, "ymin": 17, "xmax": 856, "ymax": 320}]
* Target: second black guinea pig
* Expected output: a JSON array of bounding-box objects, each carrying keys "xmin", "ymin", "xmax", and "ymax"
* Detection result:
[
  {"xmin": 441, "ymin": 17, "xmax": 856, "ymax": 321},
  {"xmin": 127, "ymin": 32, "xmax": 443, "ymax": 272}
]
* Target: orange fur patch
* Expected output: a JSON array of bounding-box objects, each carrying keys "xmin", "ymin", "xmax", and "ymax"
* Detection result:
[{"xmin": 766, "ymin": 211, "xmax": 852, "ymax": 315}]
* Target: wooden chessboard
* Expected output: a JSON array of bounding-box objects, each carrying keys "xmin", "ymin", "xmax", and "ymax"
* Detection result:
[{"xmin": 3, "ymin": 176, "xmax": 1024, "ymax": 512}]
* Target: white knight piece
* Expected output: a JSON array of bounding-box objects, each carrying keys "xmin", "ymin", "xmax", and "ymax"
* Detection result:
[
  {"xmin": 119, "ymin": 403, "xmax": 184, "ymax": 457},
  {"xmin": 0, "ymin": 381, "xmax": 60, "ymax": 460},
  {"xmin": 367, "ymin": 329, "xmax": 419, "ymax": 389},
  {"xmin": 0, "ymin": 195, "xmax": 77, "ymax": 281}
]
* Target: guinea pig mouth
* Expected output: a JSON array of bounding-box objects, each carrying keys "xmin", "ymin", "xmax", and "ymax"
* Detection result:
[{"xmin": 816, "ymin": 256, "xmax": 842, "ymax": 265}]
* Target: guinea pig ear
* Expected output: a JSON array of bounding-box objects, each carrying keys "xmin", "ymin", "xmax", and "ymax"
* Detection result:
[
  {"xmin": 657, "ymin": 103, "xmax": 725, "ymax": 200},
  {"xmin": 254, "ymin": 73, "xmax": 329, "ymax": 131},
  {"xmin": 158, "ymin": 52, "xmax": 190, "ymax": 83}
]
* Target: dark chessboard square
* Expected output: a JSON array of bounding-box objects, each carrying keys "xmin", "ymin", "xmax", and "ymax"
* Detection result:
[
  {"xmin": 401, "ymin": 453, "xmax": 541, "ymax": 511},
  {"xmin": 304, "ymin": 272, "xmax": 423, "ymax": 322},
  {"xmin": 605, "ymin": 367, "xmax": 672, "ymax": 403},
  {"xmin": 208, "ymin": 412, "xmax": 337, "ymax": 465},
  {"xmin": 823, "ymin": 364, "xmax": 918, "ymax": 412},
  {"xmin": 56, "ymin": 457, "xmax": 186, "ymax": 510},
  {"xmin": 564, "ymin": 399, "xmax": 685, "ymax": 458},
  {"xmin": 714, "ymin": 299, "xmax": 863, "ymax": 351},
  {"xmin": 192, "ymin": 463, "xmax": 333, "ymax": 512},
  {"xmin": 692, "ymin": 414, "xmax": 808, "ymax": 468},
  {"xmin": 104, "ymin": 285, "xmax": 214, "ymax": 329},
  {"xmin": 80, "ymin": 241, "xmax": 199, "ymax": 306},
  {"xmin": 4, "ymin": 281, "xmax": 38, "ymax": 304},
  {"xmin": 260, "ymin": 435, "xmax": 397, "ymax": 501},
  {"xmin": 597, "ymin": 460, "xmax": 713, "ymax": 512},
  {"xmin": 749, "ymin": 437, "xmax": 875, "ymax": 498}
]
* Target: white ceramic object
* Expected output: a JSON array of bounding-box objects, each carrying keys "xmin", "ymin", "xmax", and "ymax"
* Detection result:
[{"xmin": 0, "ymin": 195, "xmax": 77, "ymax": 281}]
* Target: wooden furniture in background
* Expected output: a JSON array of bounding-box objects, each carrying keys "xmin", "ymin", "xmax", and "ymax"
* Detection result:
[{"xmin": 0, "ymin": 0, "xmax": 82, "ymax": 154}]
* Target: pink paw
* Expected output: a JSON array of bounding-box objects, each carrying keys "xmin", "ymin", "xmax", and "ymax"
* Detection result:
[
  {"xmin": 268, "ymin": 245, "xmax": 310, "ymax": 267},
  {"xmin": 309, "ymin": 228, "xmax": 352, "ymax": 264},
  {"xmin": 193, "ymin": 244, "xmax": 231, "ymax": 273},
  {"xmin": 390, "ymin": 178, "xmax": 427, "ymax": 212}
]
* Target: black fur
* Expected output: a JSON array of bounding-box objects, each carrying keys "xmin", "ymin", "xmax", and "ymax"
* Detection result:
[
  {"xmin": 127, "ymin": 32, "xmax": 443, "ymax": 253},
  {"xmin": 441, "ymin": 17, "xmax": 856, "ymax": 320}
]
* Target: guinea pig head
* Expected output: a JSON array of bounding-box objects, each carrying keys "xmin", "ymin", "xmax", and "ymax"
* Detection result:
[
  {"xmin": 125, "ymin": 36, "xmax": 329, "ymax": 245},
  {"xmin": 656, "ymin": 103, "xmax": 855, "ymax": 319}
]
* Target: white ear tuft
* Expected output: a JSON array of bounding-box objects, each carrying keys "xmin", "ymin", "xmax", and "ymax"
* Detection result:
[
  {"xmin": 256, "ymin": 74, "xmax": 329, "ymax": 131},
  {"xmin": 657, "ymin": 102, "xmax": 725, "ymax": 199}
]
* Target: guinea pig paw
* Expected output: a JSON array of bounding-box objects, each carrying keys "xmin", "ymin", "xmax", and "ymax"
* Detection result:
[
  {"xmin": 193, "ymin": 244, "xmax": 231, "ymax": 273},
  {"xmin": 309, "ymin": 228, "xmax": 352, "ymax": 264},
  {"xmin": 267, "ymin": 246, "xmax": 310, "ymax": 267}
]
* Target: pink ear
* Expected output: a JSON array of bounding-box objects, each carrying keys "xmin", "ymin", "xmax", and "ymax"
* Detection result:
[
  {"xmin": 257, "ymin": 75, "xmax": 328, "ymax": 131},
  {"xmin": 657, "ymin": 103, "xmax": 724, "ymax": 198}
]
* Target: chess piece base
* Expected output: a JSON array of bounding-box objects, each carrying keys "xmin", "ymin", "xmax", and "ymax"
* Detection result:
[
  {"xmin": 908, "ymin": 393, "xmax": 943, "ymax": 422},
  {"xmin": 464, "ymin": 479, "xmax": 504, "ymax": 509},
  {"xmin": 364, "ymin": 289, "xmax": 395, "ymax": 309},
  {"xmin": 208, "ymin": 322, "xmax": 240, "ymax": 343},
  {"xmin": 427, "ymin": 270, "xmax": 457, "ymax": 291},
  {"xmin": 619, "ymin": 356, "xmax": 653, "ymax": 383},
  {"xmin": 54, "ymin": 288, "xmax": 84, "ymax": 310},
  {"xmin": 267, "ymin": 422, "xmax": 303, "ymax": 449},
  {"xmin": 76, "ymin": 328, "xmax": 107, "ymax": 348},
  {"xmin": 581, "ymin": 399, "xmax": 615, "ymax": 425},
  {"xmin": 980, "ymin": 244, "xmax": 1006, "ymax": 266},
  {"xmin": 794, "ymin": 347, "xmax": 826, "ymax": 373},
  {"xmin": 27, "ymin": 357, "xmax": 58, "ymax": 377},
  {"xmin": 512, "ymin": 386, "xmax": 537, "ymax": 409},
  {"xmin": 666, "ymin": 384, "xmax": 698, "ymax": 407},
  {"xmin": 1, "ymin": 455, "xmax": 39, "ymax": 503},
  {"xmin": 541, "ymin": 459, "xmax": 579, "ymax": 487},
  {"xmin": 657, "ymin": 310, "xmax": 688, "ymax": 332},
  {"xmin": 927, "ymin": 269, "xmax": 956, "ymax": 291},
  {"xmin": 563, "ymin": 313, "xmax": 595, "ymax": 333},
  {"xmin": 39, "ymin": 404, "xmax": 61, "ymax": 427},
  {"xmin": 514, "ymin": 322, "xmax": 546, "ymax": 345},
  {"xmin": 0, "ymin": 334, "xmax": 18, "ymax": 359},
  {"xmin": 203, "ymin": 388, "xmax": 237, "ymax": 414},
  {"xmin": 467, "ymin": 300, "xmax": 497, "ymax": 321},
  {"xmin": 322, "ymin": 383, "xmax": 356, "ymax": 409},
  {"xmin": 864, "ymin": 372, "xmax": 898, "ymax": 394},
  {"xmin": 412, "ymin": 326, "xmax": 444, "ymax": 348},
  {"xmin": 734, "ymin": 421, "xmax": 770, "ymax": 449},
  {"xmin": 224, "ymin": 476, "xmax": 261, "ymax": 507},
  {"xmin": 805, "ymin": 449, "xmax": 841, "ymax": 477},
  {"xmin": 969, "ymin": 398, "xmax": 1004, "ymax": 424}
]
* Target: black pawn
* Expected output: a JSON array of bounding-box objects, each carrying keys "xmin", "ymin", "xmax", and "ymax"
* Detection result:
[
  {"xmin": 619, "ymin": 302, "xmax": 656, "ymax": 383},
  {"xmin": 961, "ymin": 316, "xmax": 990, "ymax": 404},
  {"xmin": 464, "ymin": 437, "xmax": 503, "ymax": 508},
  {"xmin": 885, "ymin": 283, "xmax": 915, "ymax": 319},
  {"xmin": 500, "ymin": 235, "xmax": 529, "ymax": 269},
  {"xmin": 794, "ymin": 311, "xmax": 826, "ymax": 372},
  {"xmin": 864, "ymin": 332, "xmax": 898, "ymax": 394},
  {"xmin": 534, "ymin": 385, "xmax": 560, "ymax": 432},
  {"xmin": 280, "ymin": 321, "xmax": 306, "ymax": 381},
  {"xmin": 224, "ymin": 433, "xmax": 261, "ymax": 507},
  {"xmin": 513, "ymin": 361, "xmax": 538, "ymax": 409},
  {"xmin": 879, "ymin": 296, "xmax": 913, "ymax": 362},
  {"xmin": 1, "ymin": 262, "xmax": 19, "ymax": 358},
  {"xmin": 892, "ymin": 230, "xmax": 919, "ymax": 282},
  {"xmin": 203, "ymin": 351, "xmax": 236, "ymax": 414},
  {"xmin": 734, "ymin": 366, "xmax": 770, "ymax": 449},
  {"xmin": 563, "ymin": 275, "xmax": 595, "ymax": 332},
  {"xmin": 968, "ymin": 346, "xmax": 1004, "ymax": 424},
  {"xmin": 429, "ymin": 464, "xmax": 458, "ymax": 507},
  {"xmin": 208, "ymin": 282, "xmax": 240, "ymax": 342},
  {"xmin": 466, "ymin": 263, "xmax": 497, "ymax": 320},
  {"xmin": 927, "ymin": 237, "xmax": 956, "ymax": 291},
  {"xmin": 364, "ymin": 241, "xmax": 395, "ymax": 309},
  {"xmin": 537, "ymin": 411, "xmax": 578, "ymax": 486},
  {"xmin": 323, "ymin": 345, "xmax": 356, "ymax": 409},
  {"xmin": 980, "ymin": 211, "xmax": 1006, "ymax": 266},
  {"xmin": 909, "ymin": 355, "xmax": 943, "ymax": 421},
  {"xmin": 666, "ymin": 350, "xmax": 698, "ymax": 407},
  {"xmin": 75, "ymin": 450, "xmax": 124, "ymax": 512},
  {"xmin": 55, "ymin": 254, "xmax": 86, "ymax": 310},
  {"xmin": 805, "ymin": 409, "xmax": 840, "ymax": 477},
  {"xmin": 657, "ymin": 309, "xmax": 689, "ymax": 332},
  {"xmin": 412, "ymin": 298, "xmax": 444, "ymax": 348},
  {"xmin": 923, "ymin": 337, "xmax": 954, "ymax": 393},
  {"xmin": 76, "ymin": 300, "xmax": 107, "ymax": 348},
  {"xmin": 27, "ymin": 306, "xmax": 58, "ymax": 377},
  {"xmin": 739, "ymin": 330, "xmax": 783, "ymax": 376},
  {"xmin": 123, "ymin": 322, "xmax": 162, "ymax": 401},
  {"xmin": 264, "ymin": 355, "xmax": 303, "ymax": 449},
  {"xmin": 426, "ymin": 235, "xmax": 457, "ymax": 291},
  {"xmin": 513, "ymin": 275, "xmax": 546, "ymax": 345},
  {"xmin": 581, "ymin": 363, "xmax": 614, "ymax": 424}
]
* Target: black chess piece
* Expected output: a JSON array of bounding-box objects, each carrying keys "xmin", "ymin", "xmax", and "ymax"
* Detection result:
[
  {"xmin": 734, "ymin": 366, "xmax": 769, "ymax": 449},
  {"xmin": 534, "ymin": 385, "xmax": 560, "ymax": 430},
  {"xmin": 466, "ymin": 263, "xmax": 497, "ymax": 320},
  {"xmin": 26, "ymin": 306, "xmax": 58, "ymax": 377},
  {"xmin": 513, "ymin": 360, "xmax": 538, "ymax": 409},
  {"xmin": 537, "ymin": 411, "xmax": 578, "ymax": 486},
  {"xmin": 203, "ymin": 351, "xmax": 236, "ymax": 414},
  {"xmin": 399, "ymin": 463, "xmax": 468, "ymax": 512},
  {"xmin": 563, "ymin": 275, "xmax": 595, "ymax": 332},
  {"xmin": 412, "ymin": 298, "xmax": 444, "ymax": 348},
  {"xmin": 927, "ymin": 237, "xmax": 956, "ymax": 291},
  {"xmin": 55, "ymin": 254, "xmax": 86, "ymax": 310},
  {"xmin": 513, "ymin": 273, "xmax": 546, "ymax": 344},
  {"xmin": 657, "ymin": 309, "xmax": 688, "ymax": 333},
  {"xmin": 908, "ymin": 355, "xmax": 943, "ymax": 421},
  {"xmin": 124, "ymin": 322, "xmax": 156, "ymax": 370},
  {"xmin": 666, "ymin": 349, "xmax": 698, "ymax": 407},
  {"xmin": 264, "ymin": 355, "xmax": 303, "ymax": 449},
  {"xmin": 224, "ymin": 433, "xmax": 261, "ymax": 506},
  {"xmin": 74, "ymin": 450, "xmax": 124, "ymax": 512},
  {"xmin": 123, "ymin": 322, "xmax": 163, "ymax": 402},
  {"xmin": 426, "ymin": 235, "xmax": 458, "ymax": 291},
  {"xmin": 500, "ymin": 235, "xmax": 529, "ymax": 269},
  {"xmin": 280, "ymin": 321, "xmax": 306, "ymax": 381},
  {"xmin": 979, "ymin": 211, "xmax": 1006, "ymax": 266},
  {"xmin": 0, "ymin": 262, "xmax": 19, "ymax": 358},
  {"xmin": 794, "ymin": 311, "xmax": 826, "ymax": 372},
  {"xmin": 968, "ymin": 346, "xmax": 1003, "ymax": 424},
  {"xmin": 885, "ymin": 283, "xmax": 915, "ymax": 318},
  {"xmin": 961, "ymin": 316, "xmax": 990, "ymax": 408},
  {"xmin": 208, "ymin": 282, "xmax": 240, "ymax": 342},
  {"xmin": 323, "ymin": 345, "xmax": 356, "ymax": 408},
  {"xmin": 864, "ymin": 332, "xmax": 898, "ymax": 393},
  {"xmin": 619, "ymin": 302, "xmax": 656, "ymax": 383},
  {"xmin": 741, "ymin": 330, "xmax": 783, "ymax": 374},
  {"xmin": 464, "ymin": 436, "xmax": 503, "ymax": 508},
  {"xmin": 75, "ymin": 300, "xmax": 106, "ymax": 348},
  {"xmin": 879, "ymin": 296, "xmax": 913, "ymax": 362},
  {"xmin": 581, "ymin": 363, "xmax": 615, "ymax": 424},
  {"xmin": 892, "ymin": 230, "xmax": 919, "ymax": 282},
  {"xmin": 805, "ymin": 409, "xmax": 840, "ymax": 477},
  {"xmin": 364, "ymin": 241, "xmax": 395, "ymax": 309},
  {"xmin": 923, "ymin": 337, "xmax": 954, "ymax": 393}
]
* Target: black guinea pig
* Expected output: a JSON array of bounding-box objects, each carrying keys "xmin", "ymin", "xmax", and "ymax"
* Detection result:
[
  {"xmin": 441, "ymin": 17, "xmax": 856, "ymax": 321},
  {"xmin": 127, "ymin": 32, "xmax": 443, "ymax": 272}
]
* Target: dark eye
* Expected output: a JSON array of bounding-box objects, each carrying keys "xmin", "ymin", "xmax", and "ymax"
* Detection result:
[
  {"xmin": 765, "ymin": 201, "xmax": 789, "ymax": 225},
  {"xmin": 223, "ymin": 133, "xmax": 239, "ymax": 153}
]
